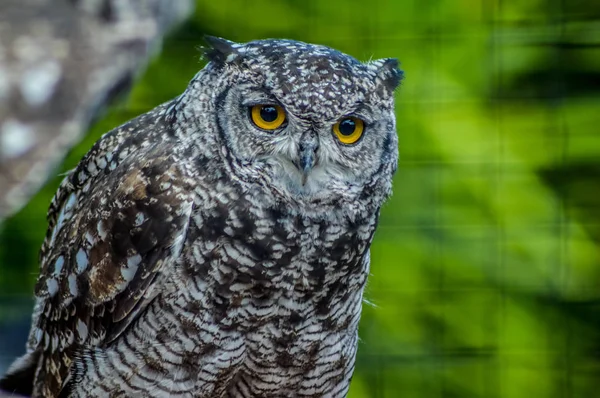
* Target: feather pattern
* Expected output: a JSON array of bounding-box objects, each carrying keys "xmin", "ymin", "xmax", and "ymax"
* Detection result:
[{"xmin": 0, "ymin": 37, "xmax": 401, "ymax": 398}]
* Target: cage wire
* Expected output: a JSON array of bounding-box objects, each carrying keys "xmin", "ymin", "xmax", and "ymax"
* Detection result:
[{"xmin": 1, "ymin": 0, "xmax": 600, "ymax": 397}]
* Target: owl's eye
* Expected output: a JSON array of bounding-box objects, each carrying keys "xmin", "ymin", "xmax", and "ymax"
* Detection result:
[
  {"xmin": 250, "ymin": 105, "xmax": 286, "ymax": 130},
  {"xmin": 332, "ymin": 117, "xmax": 364, "ymax": 145}
]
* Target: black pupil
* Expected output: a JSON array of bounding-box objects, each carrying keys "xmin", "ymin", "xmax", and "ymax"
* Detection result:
[
  {"xmin": 260, "ymin": 106, "xmax": 278, "ymax": 123},
  {"xmin": 339, "ymin": 118, "xmax": 356, "ymax": 136}
]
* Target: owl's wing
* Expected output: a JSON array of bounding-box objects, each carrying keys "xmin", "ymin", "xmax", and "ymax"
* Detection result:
[{"xmin": 2, "ymin": 133, "xmax": 195, "ymax": 397}]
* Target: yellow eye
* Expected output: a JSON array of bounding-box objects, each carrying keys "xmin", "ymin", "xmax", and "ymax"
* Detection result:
[
  {"xmin": 333, "ymin": 117, "xmax": 364, "ymax": 145},
  {"xmin": 250, "ymin": 105, "xmax": 286, "ymax": 130}
]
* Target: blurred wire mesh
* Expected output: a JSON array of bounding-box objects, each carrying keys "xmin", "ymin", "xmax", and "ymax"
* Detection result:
[{"xmin": 2, "ymin": 0, "xmax": 600, "ymax": 397}]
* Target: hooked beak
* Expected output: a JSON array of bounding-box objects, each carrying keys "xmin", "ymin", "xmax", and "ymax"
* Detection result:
[{"xmin": 298, "ymin": 130, "xmax": 319, "ymax": 186}]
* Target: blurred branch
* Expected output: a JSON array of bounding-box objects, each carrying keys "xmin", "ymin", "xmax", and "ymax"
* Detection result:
[{"xmin": 0, "ymin": 0, "xmax": 193, "ymax": 221}]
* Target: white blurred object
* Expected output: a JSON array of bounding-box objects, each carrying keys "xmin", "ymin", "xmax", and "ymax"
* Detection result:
[{"xmin": 0, "ymin": 0, "xmax": 193, "ymax": 221}]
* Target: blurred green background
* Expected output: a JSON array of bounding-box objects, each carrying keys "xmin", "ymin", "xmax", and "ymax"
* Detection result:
[{"xmin": 2, "ymin": 0, "xmax": 600, "ymax": 397}]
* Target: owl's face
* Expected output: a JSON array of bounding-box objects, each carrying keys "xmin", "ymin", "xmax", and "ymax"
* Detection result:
[{"xmin": 196, "ymin": 38, "xmax": 402, "ymax": 204}]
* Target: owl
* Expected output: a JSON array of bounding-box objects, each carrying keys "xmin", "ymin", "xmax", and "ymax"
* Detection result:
[{"xmin": 0, "ymin": 36, "xmax": 402, "ymax": 398}]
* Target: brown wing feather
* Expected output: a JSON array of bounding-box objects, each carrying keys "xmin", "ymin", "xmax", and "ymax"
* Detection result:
[
  {"xmin": 18, "ymin": 110, "xmax": 195, "ymax": 397},
  {"xmin": 32, "ymin": 153, "xmax": 193, "ymax": 397}
]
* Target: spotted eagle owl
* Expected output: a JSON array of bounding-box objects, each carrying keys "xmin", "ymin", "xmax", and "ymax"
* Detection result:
[{"xmin": 0, "ymin": 37, "xmax": 402, "ymax": 397}]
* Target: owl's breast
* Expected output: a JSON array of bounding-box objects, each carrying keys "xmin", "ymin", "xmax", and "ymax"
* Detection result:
[
  {"xmin": 181, "ymin": 185, "xmax": 377, "ymax": 322},
  {"xmin": 189, "ymin": 190, "xmax": 374, "ymax": 277},
  {"xmin": 165, "ymin": 187, "xmax": 378, "ymax": 396}
]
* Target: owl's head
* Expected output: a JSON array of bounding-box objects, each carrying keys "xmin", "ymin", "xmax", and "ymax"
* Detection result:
[{"xmin": 187, "ymin": 37, "xmax": 402, "ymax": 206}]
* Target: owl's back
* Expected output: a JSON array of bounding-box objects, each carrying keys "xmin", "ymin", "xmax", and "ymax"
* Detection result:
[{"xmin": 0, "ymin": 101, "xmax": 198, "ymax": 397}]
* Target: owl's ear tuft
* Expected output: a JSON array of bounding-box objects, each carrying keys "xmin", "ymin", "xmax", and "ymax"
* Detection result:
[
  {"xmin": 373, "ymin": 58, "xmax": 404, "ymax": 93},
  {"xmin": 202, "ymin": 36, "xmax": 241, "ymax": 64}
]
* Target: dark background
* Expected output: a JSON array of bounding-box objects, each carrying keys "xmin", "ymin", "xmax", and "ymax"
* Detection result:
[{"xmin": 2, "ymin": 0, "xmax": 600, "ymax": 397}]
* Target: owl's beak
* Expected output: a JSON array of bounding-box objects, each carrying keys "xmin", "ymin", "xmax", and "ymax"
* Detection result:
[{"xmin": 298, "ymin": 130, "xmax": 319, "ymax": 186}]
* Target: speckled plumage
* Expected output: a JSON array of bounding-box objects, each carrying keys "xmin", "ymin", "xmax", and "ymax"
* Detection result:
[{"xmin": 0, "ymin": 37, "xmax": 402, "ymax": 398}]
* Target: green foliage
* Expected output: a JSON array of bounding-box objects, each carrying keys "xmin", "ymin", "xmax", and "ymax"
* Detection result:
[{"xmin": 2, "ymin": 0, "xmax": 600, "ymax": 396}]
